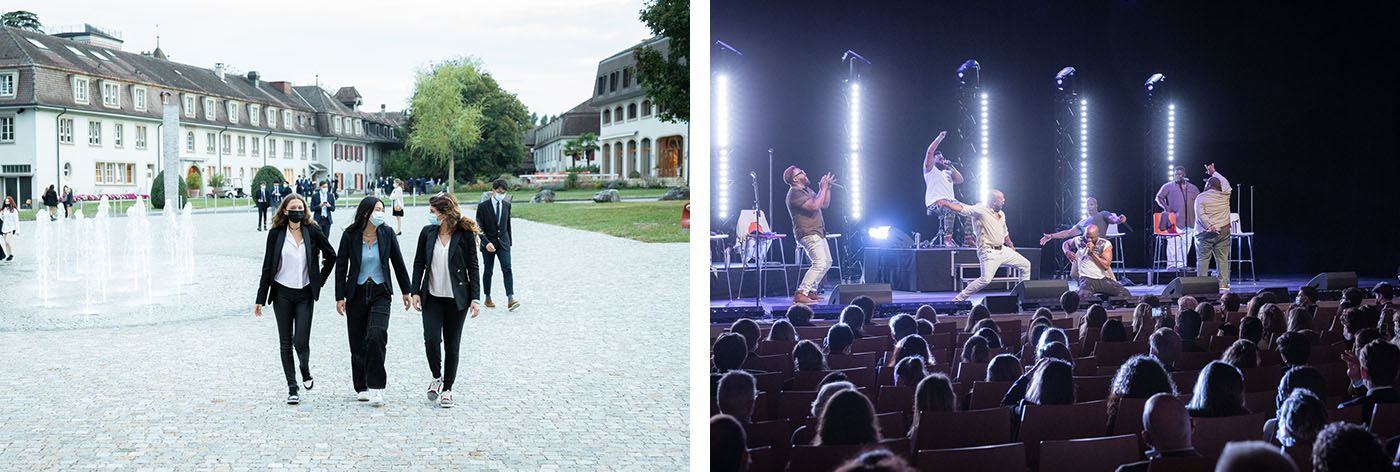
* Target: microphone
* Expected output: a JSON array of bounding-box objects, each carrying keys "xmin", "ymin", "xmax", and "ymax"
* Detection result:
[{"xmin": 749, "ymin": 171, "xmax": 757, "ymax": 179}]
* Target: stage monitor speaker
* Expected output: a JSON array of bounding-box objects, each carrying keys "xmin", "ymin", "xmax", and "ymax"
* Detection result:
[
  {"xmin": 1258, "ymin": 287, "xmax": 1291, "ymax": 301},
  {"xmin": 829, "ymin": 283, "xmax": 893, "ymax": 306},
  {"xmin": 983, "ymin": 295, "xmax": 1020, "ymax": 315},
  {"xmin": 867, "ymin": 226, "xmax": 915, "ymax": 249},
  {"xmin": 1162, "ymin": 276, "xmax": 1220, "ymax": 299},
  {"xmin": 1011, "ymin": 280, "xmax": 1070, "ymax": 302},
  {"xmin": 1305, "ymin": 272, "xmax": 1357, "ymax": 291}
]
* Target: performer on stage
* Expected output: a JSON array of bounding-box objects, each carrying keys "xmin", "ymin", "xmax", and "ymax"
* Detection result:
[
  {"xmin": 1037, "ymin": 197, "xmax": 1127, "ymax": 246},
  {"xmin": 1155, "ymin": 166, "xmax": 1200, "ymax": 270},
  {"xmin": 923, "ymin": 131, "xmax": 973, "ymax": 248},
  {"xmin": 1064, "ymin": 225, "xmax": 1131, "ymax": 300},
  {"xmin": 935, "ymin": 190, "xmax": 1031, "ymax": 302},
  {"xmin": 784, "ymin": 165, "xmax": 835, "ymax": 305},
  {"xmin": 1193, "ymin": 163, "xmax": 1232, "ymax": 290}
]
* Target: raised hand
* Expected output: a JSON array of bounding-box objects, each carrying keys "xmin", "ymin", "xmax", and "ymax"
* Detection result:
[
  {"xmin": 937, "ymin": 130, "xmax": 947, "ymax": 140},
  {"xmin": 1039, "ymin": 234, "xmax": 1053, "ymax": 246},
  {"xmin": 1205, "ymin": 163, "xmax": 1216, "ymax": 175}
]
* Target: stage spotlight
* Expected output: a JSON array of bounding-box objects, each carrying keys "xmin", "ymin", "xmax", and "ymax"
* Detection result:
[
  {"xmin": 716, "ymin": 74, "xmax": 731, "ymax": 221},
  {"xmin": 868, "ymin": 225, "xmax": 890, "ymax": 239},
  {"xmin": 1167, "ymin": 103, "xmax": 1176, "ymax": 181},
  {"xmin": 1056, "ymin": 67, "xmax": 1077, "ymax": 94},
  {"xmin": 980, "ymin": 92, "xmax": 989, "ymax": 204},
  {"xmin": 849, "ymin": 81, "xmax": 863, "ymax": 220},
  {"xmin": 957, "ymin": 60, "xmax": 981, "ymax": 87},
  {"xmin": 1080, "ymin": 98, "xmax": 1089, "ymax": 220}
]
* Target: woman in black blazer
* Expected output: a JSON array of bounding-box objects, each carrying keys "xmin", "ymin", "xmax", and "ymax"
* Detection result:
[
  {"xmin": 411, "ymin": 193, "xmax": 482, "ymax": 409},
  {"xmin": 255, "ymin": 193, "xmax": 337, "ymax": 404},
  {"xmin": 334, "ymin": 196, "xmax": 411, "ymax": 406}
]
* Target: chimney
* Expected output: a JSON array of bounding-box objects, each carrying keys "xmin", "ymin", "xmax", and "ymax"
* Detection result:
[
  {"xmin": 214, "ymin": 63, "xmax": 226, "ymax": 82},
  {"xmin": 246, "ymin": 71, "xmax": 260, "ymax": 87},
  {"xmin": 269, "ymin": 81, "xmax": 292, "ymax": 95},
  {"xmin": 379, "ymin": 104, "xmax": 385, "ymax": 117}
]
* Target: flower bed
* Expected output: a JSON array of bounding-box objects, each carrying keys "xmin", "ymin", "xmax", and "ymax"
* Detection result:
[{"xmin": 73, "ymin": 193, "xmax": 151, "ymax": 202}]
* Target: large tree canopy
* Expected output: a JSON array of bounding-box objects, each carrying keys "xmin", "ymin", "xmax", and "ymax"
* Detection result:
[
  {"xmin": 396, "ymin": 57, "xmax": 531, "ymax": 189},
  {"xmin": 634, "ymin": 0, "xmax": 688, "ymax": 123},
  {"xmin": 1, "ymin": 11, "xmax": 42, "ymax": 32}
]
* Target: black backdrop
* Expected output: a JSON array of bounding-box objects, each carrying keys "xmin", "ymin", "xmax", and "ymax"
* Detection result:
[{"xmin": 711, "ymin": 0, "xmax": 1400, "ymax": 277}]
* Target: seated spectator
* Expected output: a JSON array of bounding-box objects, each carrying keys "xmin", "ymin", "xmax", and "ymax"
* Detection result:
[
  {"xmin": 1186, "ymin": 361, "xmax": 1250, "ymax": 418},
  {"xmin": 1079, "ymin": 304, "xmax": 1109, "ymax": 356},
  {"xmin": 814, "ymin": 389, "xmax": 881, "ymax": 447},
  {"xmin": 767, "ymin": 319, "xmax": 796, "ymax": 342},
  {"xmin": 971, "ymin": 318, "xmax": 1001, "ymax": 337},
  {"xmin": 1275, "ymin": 389, "xmax": 1327, "ymax": 470},
  {"xmin": 711, "ymin": 414, "xmax": 749, "ymax": 472},
  {"xmin": 1246, "ymin": 295, "xmax": 1267, "ymax": 319},
  {"xmin": 1374, "ymin": 282, "xmax": 1395, "ymax": 309},
  {"xmin": 1215, "ymin": 441, "xmax": 1298, "ymax": 472},
  {"xmin": 1178, "ymin": 295, "xmax": 1199, "ymax": 314},
  {"xmin": 1221, "ymin": 339, "xmax": 1260, "ymax": 369},
  {"xmin": 1141, "ymin": 295, "xmax": 1162, "ymax": 309},
  {"xmin": 850, "ymin": 295, "xmax": 877, "ymax": 330},
  {"xmin": 1240, "ymin": 316, "xmax": 1264, "ymax": 344},
  {"xmin": 915, "ymin": 319, "xmax": 935, "ymax": 336},
  {"xmin": 1025, "ymin": 319, "xmax": 1052, "ymax": 354},
  {"xmin": 1196, "ymin": 302, "xmax": 1217, "ymax": 323},
  {"xmin": 1131, "ymin": 303, "xmax": 1154, "ymax": 341},
  {"xmin": 1025, "ymin": 359, "xmax": 1075, "ymax": 406},
  {"xmin": 1113, "ymin": 393, "xmax": 1201, "ymax": 472},
  {"xmin": 1177, "ymin": 309, "xmax": 1206, "ymax": 352},
  {"xmin": 825, "ymin": 323, "xmax": 856, "ymax": 356},
  {"xmin": 1296, "ymin": 328, "xmax": 1321, "ymax": 346},
  {"xmin": 966, "ymin": 305, "xmax": 991, "ymax": 333},
  {"xmin": 833, "ymin": 449, "xmax": 916, "ymax": 472},
  {"xmin": 1038, "ymin": 327, "xmax": 1070, "ymax": 353},
  {"xmin": 1286, "ymin": 305, "xmax": 1314, "ymax": 334},
  {"xmin": 908, "ymin": 373, "xmax": 956, "ymax": 439},
  {"xmin": 1221, "ymin": 291, "xmax": 1243, "ymax": 313},
  {"xmin": 1218, "ymin": 322, "xmax": 1239, "ymax": 337},
  {"xmin": 1312, "ymin": 422, "xmax": 1390, "ymax": 472},
  {"xmin": 1107, "ymin": 355, "xmax": 1178, "ymax": 434},
  {"xmin": 962, "ymin": 335, "xmax": 990, "ymax": 364},
  {"xmin": 713, "ymin": 333, "xmax": 749, "ymax": 373},
  {"xmin": 893, "ymin": 356, "xmax": 928, "ymax": 388},
  {"xmin": 1341, "ymin": 287, "xmax": 1365, "ymax": 309},
  {"xmin": 1061, "ymin": 290, "xmax": 1081, "ymax": 316},
  {"xmin": 986, "ymin": 353, "xmax": 1022, "ymax": 382},
  {"xmin": 716, "ymin": 370, "xmax": 757, "ymax": 424},
  {"xmin": 1037, "ymin": 340, "xmax": 1074, "ymax": 364},
  {"xmin": 787, "ymin": 303, "xmax": 816, "ymax": 327},
  {"xmin": 1155, "ymin": 312, "xmax": 1176, "ymax": 332},
  {"xmin": 841, "ymin": 305, "xmax": 867, "ymax": 338},
  {"xmin": 791, "ymin": 380, "xmax": 856, "ymax": 446},
  {"xmin": 1354, "ymin": 327, "xmax": 1383, "ymax": 357},
  {"xmin": 1150, "ymin": 327, "xmax": 1183, "ymax": 371},
  {"xmin": 793, "ymin": 339, "xmax": 828, "ymax": 373},
  {"xmin": 891, "ymin": 334, "xmax": 932, "ymax": 367},
  {"xmin": 1100, "ymin": 319, "xmax": 1128, "ymax": 344},
  {"xmin": 1277, "ymin": 366, "xmax": 1329, "ymax": 412},
  {"xmin": 914, "ymin": 305, "xmax": 938, "ymax": 324},
  {"xmin": 1276, "ymin": 332, "xmax": 1310, "ymax": 369},
  {"xmin": 1259, "ymin": 303, "xmax": 1287, "ymax": 350},
  {"xmin": 730, "ymin": 318, "xmax": 762, "ymax": 355},
  {"xmin": 1296, "ymin": 285, "xmax": 1320, "ymax": 314},
  {"xmin": 889, "ymin": 314, "xmax": 916, "ymax": 343},
  {"xmin": 1339, "ymin": 339, "xmax": 1400, "ymax": 423},
  {"xmin": 1033, "ymin": 307, "xmax": 1054, "ymax": 323},
  {"xmin": 974, "ymin": 327, "xmax": 1003, "ymax": 350}
]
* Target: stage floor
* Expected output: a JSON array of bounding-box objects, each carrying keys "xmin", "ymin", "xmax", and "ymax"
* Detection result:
[{"xmin": 708, "ymin": 273, "xmax": 1393, "ymax": 313}]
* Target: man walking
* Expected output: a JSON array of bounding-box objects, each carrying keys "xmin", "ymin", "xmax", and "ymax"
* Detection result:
[
  {"xmin": 477, "ymin": 179, "xmax": 519, "ymax": 311},
  {"xmin": 311, "ymin": 180, "xmax": 336, "ymax": 236},
  {"xmin": 936, "ymin": 189, "xmax": 1032, "ymax": 302},
  {"xmin": 1155, "ymin": 166, "xmax": 1200, "ymax": 270},
  {"xmin": 923, "ymin": 131, "xmax": 974, "ymax": 247},
  {"xmin": 784, "ymin": 165, "xmax": 835, "ymax": 305},
  {"xmin": 1194, "ymin": 163, "xmax": 1232, "ymax": 290},
  {"xmin": 255, "ymin": 181, "xmax": 271, "ymax": 231}
]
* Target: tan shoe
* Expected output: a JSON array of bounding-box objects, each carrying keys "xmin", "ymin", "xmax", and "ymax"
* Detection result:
[
  {"xmin": 508, "ymin": 300, "xmax": 521, "ymax": 311},
  {"xmin": 484, "ymin": 300, "xmax": 496, "ymax": 308}
]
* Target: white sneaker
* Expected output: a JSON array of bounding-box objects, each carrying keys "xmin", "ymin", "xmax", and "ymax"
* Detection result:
[
  {"xmin": 356, "ymin": 391, "xmax": 370, "ymax": 402},
  {"xmin": 439, "ymin": 390, "xmax": 454, "ymax": 408},
  {"xmin": 426, "ymin": 378, "xmax": 443, "ymax": 402},
  {"xmin": 369, "ymin": 389, "xmax": 385, "ymax": 407}
]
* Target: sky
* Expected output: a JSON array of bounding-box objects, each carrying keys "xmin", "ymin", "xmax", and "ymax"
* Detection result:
[{"xmin": 27, "ymin": 0, "xmax": 654, "ymax": 118}]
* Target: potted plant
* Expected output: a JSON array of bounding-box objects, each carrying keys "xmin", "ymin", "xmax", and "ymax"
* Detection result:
[
  {"xmin": 209, "ymin": 173, "xmax": 227, "ymax": 197},
  {"xmin": 186, "ymin": 172, "xmax": 203, "ymax": 198}
]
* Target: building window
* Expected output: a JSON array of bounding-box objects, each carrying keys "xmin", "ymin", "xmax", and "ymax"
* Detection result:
[
  {"xmin": 135, "ymin": 125, "xmax": 147, "ymax": 149},
  {"xmin": 284, "ymin": 140, "xmax": 293, "ymax": 159},
  {"xmin": 334, "ymin": 116, "xmax": 342, "ymax": 133},
  {"xmin": 597, "ymin": 77, "xmax": 606, "ymax": 96},
  {"xmin": 615, "ymin": 107, "xmax": 623, "ymax": 122},
  {"xmin": 102, "ymin": 81, "xmax": 120, "ymax": 108},
  {"xmin": 623, "ymin": 67, "xmax": 631, "ymax": 88},
  {"xmin": 0, "ymin": 116, "xmax": 12, "ymax": 142},
  {"xmin": 268, "ymin": 138, "xmax": 277, "ymax": 158},
  {"xmin": 186, "ymin": 131, "xmax": 194, "ymax": 152},
  {"xmin": 266, "ymin": 107, "xmax": 276, "ymax": 126},
  {"xmin": 335, "ymin": 143, "xmax": 341, "ymax": 160},
  {"xmin": 238, "ymin": 136, "xmax": 246, "ymax": 155},
  {"xmin": 301, "ymin": 141, "xmax": 307, "ymax": 159},
  {"xmin": 183, "ymin": 95, "xmax": 196, "ymax": 117},
  {"xmin": 88, "ymin": 120, "xmax": 102, "ymax": 146},
  {"xmin": 627, "ymin": 103, "xmax": 637, "ymax": 120},
  {"xmin": 310, "ymin": 143, "xmax": 316, "ymax": 159},
  {"xmin": 603, "ymin": 109, "xmax": 611, "ymax": 124},
  {"xmin": 641, "ymin": 100, "xmax": 651, "ymax": 117},
  {"xmin": 609, "ymin": 72, "xmax": 617, "ymax": 92},
  {"xmin": 204, "ymin": 98, "xmax": 216, "ymax": 120},
  {"xmin": 251, "ymin": 137, "xmax": 259, "ymax": 157},
  {"xmin": 72, "ymin": 76, "xmax": 90, "ymax": 104},
  {"xmin": 0, "ymin": 71, "xmax": 15, "ymax": 97},
  {"xmin": 355, "ymin": 120, "xmax": 362, "ymax": 135},
  {"xmin": 282, "ymin": 110, "xmax": 292, "ymax": 129},
  {"xmin": 249, "ymin": 104, "xmax": 260, "ymax": 126},
  {"xmin": 93, "ymin": 162, "xmax": 134, "ymax": 185},
  {"xmin": 227, "ymin": 101, "xmax": 238, "ymax": 123},
  {"xmin": 298, "ymin": 115, "xmax": 305, "ymax": 127},
  {"xmin": 114, "ymin": 123, "xmax": 124, "ymax": 147},
  {"xmin": 133, "ymin": 86, "xmax": 146, "ymax": 111},
  {"xmin": 221, "ymin": 134, "xmax": 231, "ymax": 154},
  {"xmin": 206, "ymin": 132, "xmax": 215, "ymax": 154}
]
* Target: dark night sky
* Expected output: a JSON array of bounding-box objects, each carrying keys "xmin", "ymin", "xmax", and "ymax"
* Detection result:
[{"xmin": 711, "ymin": 0, "xmax": 1400, "ymax": 277}]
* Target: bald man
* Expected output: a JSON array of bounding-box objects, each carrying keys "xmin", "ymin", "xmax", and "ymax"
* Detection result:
[
  {"xmin": 1193, "ymin": 163, "xmax": 1233, "ymax": 290},
  {"xmin": 1037, "ymin": 197, "xmax": 1128, "ymax": 246},
  {"xmin": 935, "ymin": 189, "xmax": 1031, "ymax": 302},
  {"xmin": 1115, "ymin": 393, "xmax": 1202, "ymax": 472},
  {"xmin": 1064, "ymin": 225, "xmax": 1132, "ymax": 300}
]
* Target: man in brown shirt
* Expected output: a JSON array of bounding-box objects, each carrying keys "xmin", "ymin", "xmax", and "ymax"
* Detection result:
[{"xmin": 784, "ymin": 165, "xmax": 835, "ymax": 304}]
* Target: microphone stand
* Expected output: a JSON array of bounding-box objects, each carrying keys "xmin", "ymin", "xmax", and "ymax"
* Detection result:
[{"xmin": 752, "ymin": 169, "xmax": 763, "ymax": 308}]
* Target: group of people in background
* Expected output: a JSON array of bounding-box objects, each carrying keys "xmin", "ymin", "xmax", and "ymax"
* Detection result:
[
  {"xmin": 251, "ymin": 179, "xmax": 519, "ymax": 407},
  {"xmin": 38, "ymin": 185, "xmax": 75, "ymax": 221}
]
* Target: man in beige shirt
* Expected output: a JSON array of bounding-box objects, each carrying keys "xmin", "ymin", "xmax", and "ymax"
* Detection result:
[
  {"xmin": 935, "ymin": 189, "xmax": 1031, "ymax": 302},
  {"xmin": 1193, "ymin": 163, "xmax": 1233, "ymax": 290}
]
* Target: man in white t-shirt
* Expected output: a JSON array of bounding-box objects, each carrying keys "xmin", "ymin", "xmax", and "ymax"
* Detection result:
[
  {"xmin": 1064, "ymin": 224, "xmax": 1131, "ymax": 301},
  {"xmin": 923, "ymin": 131, "xmax": 973, "ymax": 247},
  {"xmin": 935, "ymin": 189, "xmax": 1031, "ymax": 302}
]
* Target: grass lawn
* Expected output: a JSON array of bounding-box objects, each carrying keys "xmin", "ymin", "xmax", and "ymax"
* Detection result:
[
  {"xmin": 509, "ymin": 200, "xmax": 688, "ymax": 243},
  {"xmin": 513, "ymin": 188, "xmax": 670, "ymax": 201}
]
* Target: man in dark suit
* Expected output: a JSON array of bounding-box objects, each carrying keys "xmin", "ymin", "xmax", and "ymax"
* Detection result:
[
  {"xmin": 255, "ymin": 182, "xmax": 271, "ymax": 231},
  {"xmin": 477, "ymin": 179, "xmax": 518, "ymax": 311},
  {"xmin": 1339, "ymin": 339, "xmax": 1400, "ymax": 424},
  {"xmin": 310, "ymin": 180, "xmax": 336, "ymax": 237}
]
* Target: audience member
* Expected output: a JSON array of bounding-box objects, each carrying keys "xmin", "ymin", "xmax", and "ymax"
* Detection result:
[
  {"xmin": 1312, "ymin": 422, "xmax": 1390, "ymax": 472},
  {"xmin": 914, "ymin": 305, "xmax": 938, "ymax": 324},
  {"xmin": 1259, "ymin": 303, "xmax": 1286, "ymax": 349},
  {"xmin": 767, "ymin": 319, "xmax": 796, "ymax": 342},
  {"xmin": 1150, "ymin": 328, "xmax": 1183, "ymax": 371},
  {"xmin": 1218, "ymin": 322, "xmax": 1239, "ymax": 338},
  {"xmin": 712, "ymin": 333, "xmax": 749, "ymax": 372},
  {"xmin": 1221, "ymin": 291, "xmax": 1243, "ymax": 313},
  {"xmin": 1061, "ymin": 290, "xmax": 1081, "ymax": 316},
  {"xmin": 1107, "ymin": 355, "xmax": 1178, "ymax": 435},
  {"xmin": 793, "ymin": 339, "xmax": 828, "ymax": 372},
  {"xmin": 1025, "ymin": 359, "xmax": 1075, "ymax": 406},
  {"xmin": 1197, "ymin": 302, "xmax": 1217, "ymax": 323},
  {"xmin": 1285, "ymin": 305, "xmax": 1313, "ymax": 333},
  {"xmin": 814, "ymin": 389, "xmax": 880, "ymax": 447},
  {"xmin": 1038, "ymin": 327, "xmax": 1070, "ymax": 352},
  {"xmin": 961, "ymin": 335, "xmax": 990, "ymax": 364},
  {"xmin": 1275, "ymin": 389, "xmax": 1327, "ymax": 470},
  {"xmin": 1221, "ymin": 339, "xmax": 1260, "ymax": 369},
  {"xmin": 716, "ymin": 370, "xmax": 757, "ymax": 424},
  {"xmin": 893, "ymin": 356, "xmax": 928, "ymax": 388},
  {"xmin": 1186, "ymin": 361, "xmax": 1249, "ymax": 418},
  {"xmin": 840, "ymin": 305, "xmax": 867, "ymax": 338},
  {"xmin": 974, "ymin": 327, "xmax": 1003, "ymax": 350},
  {"xmin": 1276, "ymin": 332, "xmax": 1310, "ymax": 368},
  {"xmin": 1239, "ymin": 316, "xmax": 1263, "ymax": 344},
  {"xmin": 825, "ymin": 324, "xmax": 855, "ymax": 356},
  {"xmin": 832, "ymin": 449, "xmax": 916, "ymax": 472},
  {"xmin": 1214, "ymin": 441, "xmax": 1298, "ymax": 472},
  {"xmin": 1178, "ymin": 296, "xmax": 1199, "ymax": 314},
  {"xmin": 889, "ymin": 314, "xmax": 916, "ymax": 342},
  {"xmin": 1037, "ymin": 340, "xmax": 1074, "ymax": 364},
  {"xmin": 1340, "ymin": 287, "xmax": 1365, "ymax": 309},
  {"xmin": 966, "ymin": 305, "xmax": 991, "ymax": 333},
  {"xmin": 1113, "ymin": 393, "xmax": 1200, "ymax": 472},
  {"xmin": 971, "ymin": 317, "xmax": 1000, "ymax": 335},
  {"xmin": 730, "ymin": 318, "xmax": 762, "ymax": 354},
  {"xmin": 850, "ymin": 296, "xmax": 877, "ymax": 330},
  {"xmin": 711, "ymin": 414, "xmax": 749, "ymax": 472},
  {"xmin": 1131, "ymin": 303, "xmax": 1154, "ymax": 341},
  {"xmin": 1276, "ymin": 365, "xmax": 1329, "ymax": 412},
  {"xmin": 1080, "ymin": 304, "xmax": 1109, "ymax": 356},
  {"xmin": 1339, "ymin": 339, "xmax": 1399, "ymax": 423},
  {"xmin": 791, "ymin": 381, "xmax": 856, "ymax": 446},
  {"xmin": 915, "ymin": 319, "xmax": 935, "ymax": 336},
  {"xmin": 1100, "ymin": 319, "xmax": 1128, "ymax": 344},
  {"xmin": 787, "ymin": 304, "xmax": 816, "ymax": 327},
  {"xmin": 1177, "ymin": 309, "xmax": 1206, "ymax": 352},
  {"xmin": 987, "ymin": 353, "xmax": 1022, "ymax": 382},
  {"xmin": 891, "ymin": 334, "xmax": 932, "ymax": 366}
]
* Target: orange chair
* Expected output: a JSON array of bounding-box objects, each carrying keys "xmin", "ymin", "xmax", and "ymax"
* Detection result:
[
  {"xmin": 1094, "ymin": 341, "xmax": 1150, "ymax": 368},
  {"xmin": 851, "ymin": 336, "xmax": 891, "ymax": 355},
  {"xmin": 1038, "ymin": 434, "xmax": 1141, "ymax": 472},
  {"xmin": 1151, "ymin": 212, "xmax": 1188, "ymax": 285},
  {"xmin": 1191, "ymin": 412, "xmax": 1270, "ymax": 457},
  {"xmin": 916, "ymin": 442, "xmax": 1026, "ymax": 471},
  {"xmin": 956, "ymin": 362, "xmax": 990, "ymax": 383},
  {"xmin": 1239, "ymin": 366, "xmax": 1283, "ymax": 393},
  {"xmin": 757, "ymin": 340, "xmax": 797, "ymax": 357},
  {"xmin": 912, "ymin": 407, "xmax": 1015, "ymax": 451}
]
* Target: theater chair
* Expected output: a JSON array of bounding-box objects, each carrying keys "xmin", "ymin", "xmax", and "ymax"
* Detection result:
[
  {"xmin": 1143, "ymin": 456, "xmax": 1216, "ymax": 472},
  {"xmin": 916, "ymin": 442, "xmax": 1026, "ymax": 471},
  {"xmin": 912, "ymin": 407, "xmax": 1015, "ymax": 451},
  {"xmin": 1093, "ymin": 341, "xmax": 1150, "ymax": 368},
  {"xmin": 967, "ymin": 381, "xmax": 1016, "ymax": 411},
  {"xmin": 1371, "ymin": 403, "xmax": 1400, "ymax": 438},
  {"xmin": 1018, "ymin": 400, "xmax": 1110, "ymax": 466},
  {"xmin": 787, "ymin": 438, "xmax": 911, "ymax": 472},
  {"xmin": 1073, "ymin": 376, "xmax": 1114, "ymax": 402},
  {"xmin": 1111, "ymin": 398, "xmax": 1148, "ymax": 436},
  {"xmin": 1190, "ymin": 412, "xmax": 1270, "ymax": 457},
  {"xmin": 1038, "ymin": 434, "xmax": 1140, "ymax": 472}
]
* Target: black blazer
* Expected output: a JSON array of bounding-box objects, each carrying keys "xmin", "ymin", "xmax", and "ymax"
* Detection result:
[
  {"xmin": 1338, "ymin": 386, "xmax": 1400, "ymax": 423},
  {"xmin": 411, "ymin": 225, "xmax": 481, "ymax": 312},
  {"xmin": 334, "ymin": 225, "xmax": 411, "ymax": 301},
  {"xmin": 309, "ymin": 191, "xmax": 336, "ymax": 225},
  {"xmin": 255, "ymin": 187, "xmax": 270, "ymax": 207},
  {"xmin": 255, "ymin": 224, "xmax": 337, "ymax": 305},
  {"xmin": 476, "ymin": 198, "xmax": 512, "ymax": 250}
]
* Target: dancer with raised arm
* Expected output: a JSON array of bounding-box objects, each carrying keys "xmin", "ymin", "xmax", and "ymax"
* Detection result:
[
  {"xmin": 935, "ymin": 190, "xmax": 1031, "ymax": 302},
  {"xmin": 1194, "ymin": 163, "xmax": 1233, "ymax": 290},
  {"xmin": 923, "ymin": 131, "xmax": 973, "ymax": 247}
]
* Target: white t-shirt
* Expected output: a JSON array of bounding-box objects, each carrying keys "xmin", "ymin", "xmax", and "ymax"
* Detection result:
[
  {"xmin": 958, "ymin": 204, "xmax": 1008, "ymax": 249},
  {"xmin": 428, "ymin": 238, "xmax": 453, "ymax": 298},
  {"xmin": 1068, "ymin": 236, "xmax": 1111, "ymax": 280},
  {"xmin": 390, "ymin": 188, "xmax": 404, "ymax": 209},
  {"xmin": 923, "ymin": 166, "xmax": 956, "ymax": 207}
]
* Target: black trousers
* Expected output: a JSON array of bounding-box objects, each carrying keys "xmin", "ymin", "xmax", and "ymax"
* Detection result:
[
  {"xmin": 481, "ymin": 247, "xmax": 514, "ymax": 299},
  {"xmin": 257, "ymin": 204, "xmax": 269, "ymax": 228},
  {"xmin": 422, "ymin": 294, "xmax": 467, "ymax": 391},
  {"xmin": 272, "ymin": 282, "xmax": 315, "ymax": 391},
  {"xmin": 346, "ymin": 282, "xmax": 392, "ymax": 391}
]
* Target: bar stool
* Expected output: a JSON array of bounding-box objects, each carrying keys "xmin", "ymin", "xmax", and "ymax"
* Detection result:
[
  {"xmin": 710, "ymin": 233, "xmax": 734, "ymax": 299},
  {"xmin": 737, "ymin": 233, "xmax": 791, "ymax": 302},
  {"xmin": 1229, "ymin": 213, "xmax": 1256, "ymax": 282},
  {"xmin": 1151, "ymin": 212, "xmax": 1189, "ymax": 285},
  {"xmin": 793, "ymin": 233, "xmax": 844, "ymax": 288},
  {"xmin": 1105, "ymin": 223, "xmax": 1126, "ymax": 272}
]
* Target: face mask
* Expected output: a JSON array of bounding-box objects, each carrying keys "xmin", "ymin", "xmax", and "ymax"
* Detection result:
[
  {"xmin": 427, "ymin": 212, "xmax": 442, "ymax": 226},
  {"xmin": 288, "ymin": 210, "xmax": 306, "ymax": 222},
  {"xmin": 369, "ymin": 211, "xmax": 385, "ymax": 227},
  {"xmin": 494, "ymin": 192, "xmax": 505, "ymax": 202}
]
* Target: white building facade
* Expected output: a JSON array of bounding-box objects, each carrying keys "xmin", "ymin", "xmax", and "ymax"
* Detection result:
[
  {"xmin": 590, "ymin": 37, "xmax": 688, "ymax": 181},
  {"xmin": 529, "ymin": 100, "xmax": 600, "ymax": 173}
]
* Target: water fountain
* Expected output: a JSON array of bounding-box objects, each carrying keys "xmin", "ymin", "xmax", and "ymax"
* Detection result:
[
  {"xmin": 178, "ymin": 203, "xmax": 196, "ymax": 285},
  {"xmin": 126, "ymin": 197, "xmax": 153, "ymax": 305},
  {"xmin": 32, "ymin": 208, "xmax": 52, "ymax": 307}
]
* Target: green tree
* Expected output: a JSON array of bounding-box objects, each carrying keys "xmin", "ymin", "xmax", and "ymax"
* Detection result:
[
  {"xmin": 562, "ymin": 132, "xmax": 600, "ymax": 168},
  {"xmin": 634, "ymin": 0, "xmax": 688, "ymax": 123},
  {"xmin": 461, "ymin": 73, "xmax": 532, "ymax": 177},
  {"xmin": 406, "ymin": 58, "xmax": 485, "ymax": 193},
  {"xmin": 529, "ymin": 112, "xmax": 539, "ymax": 127},
  {"xmin": 150, "ymin": 171, "xmax": 187, "ymax": 210},
  {"xmin": 1, "ymin": 11, "xmax": 41, "ymax": 32},
  {"xmin": 252, "ymin": 166, "xmax": 287, "ymax": 190}
]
